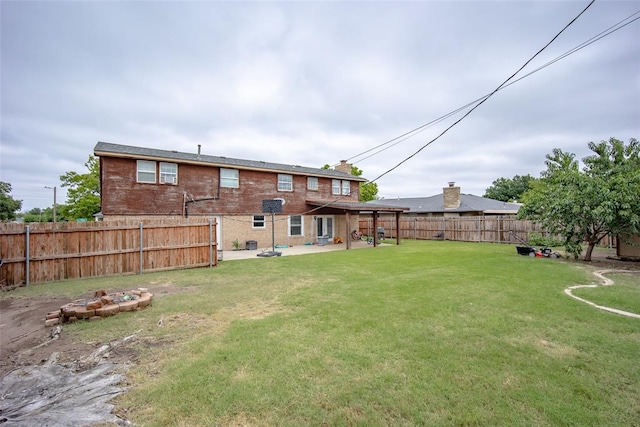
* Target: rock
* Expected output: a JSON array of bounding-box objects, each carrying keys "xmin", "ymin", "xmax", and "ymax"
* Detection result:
[{"xmin": 45, "ymin": 318, "xmax": 60, "ymax": 327}]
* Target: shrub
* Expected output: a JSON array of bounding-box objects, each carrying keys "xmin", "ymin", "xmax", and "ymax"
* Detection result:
[{"xmin": 529, "ymin": 232, "xmax": 563, "ymax": 248}]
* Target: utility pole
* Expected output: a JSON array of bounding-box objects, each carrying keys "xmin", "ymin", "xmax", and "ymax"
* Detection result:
[{"xmin": 44, "ymin": 186, "xmax": 57, "ymax": 222}]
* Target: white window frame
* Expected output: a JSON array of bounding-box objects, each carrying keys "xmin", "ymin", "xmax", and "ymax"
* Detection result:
[
  {"xmin": 332, "ymin": 179, "xmax": 341, "ymax": 195},
  {"xmin": 278, "ymin": 174, "xmax": 293, "ymax": 192},
  {"xmin": 159, "ymin": 162, "xmax": 178, "ymax": 184},
  {"xmin": 253, "ymin": 215, "xmax": 266, "ymax": 229},
  {"xmin": 220, "ymin": 168, "xmax": 239, "ymax": 188},
  {"xmin": 137, "ymin": 160, "xmax": 156, "ymax": 183},
  {"xmin": 288, "ymin": 215, "xmax": 303, "ymax": 236},
  {"xmin": 316, "ymin": 215, "xmax": 334, "ymax": 238},
  {"xmin": 307, "ymin": 177, "xmax": 318, "ymax": 191},
  {"xmin": 342, "ymin": 180, "xmax": 351, "ymax": 195}
]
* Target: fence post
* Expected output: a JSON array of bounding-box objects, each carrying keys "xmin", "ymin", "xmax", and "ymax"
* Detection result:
[
  {"xmin": 139, "ymin": 223, "xmax": 143, "ymax": 275},
  {"xmin": 25, "ymin": 225, "xmax": 30, "ymax": 287},
  {"xmin": 209, "ymin": 219, "xmax": 213, "ymax": 267}
]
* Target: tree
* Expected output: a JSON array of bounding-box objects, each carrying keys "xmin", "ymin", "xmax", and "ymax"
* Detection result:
[
  {"xmin": 518, "ymin": 138, "xmax": 640, "ymax": 261},
  {"xmin": 350, "ymin": 165, "xmax": 379, "ymax": 202},
  {"xmin": 0, "ymin": 182, "xmax": 22, "ymax": 222},
  {"xmin": 22, "ymin": 207, "xmax": 56, "ymax": 223},
  {"xmin": 59, "ymin": 155, "xmax": 101, "ymax": 220},
  {"xmin": 484, "ymin": 174, "xmax": 537, "ymax": 202},
  {"xmin": 583, "ymin": 137, "xmax": 640, "ymax": 246}
]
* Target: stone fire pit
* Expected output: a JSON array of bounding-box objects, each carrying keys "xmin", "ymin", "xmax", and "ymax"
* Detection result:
[{"xmin": 45, "ymin": 288, "xmax": 153, "ymax": 326}]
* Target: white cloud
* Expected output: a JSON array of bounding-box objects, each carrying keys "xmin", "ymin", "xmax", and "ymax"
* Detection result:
[{"xmin": 1, "ymin": 1, "xmax": 638, "ymax": 211}]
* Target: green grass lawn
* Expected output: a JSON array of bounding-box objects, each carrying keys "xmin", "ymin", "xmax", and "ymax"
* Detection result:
[
  {"xmin": 8, "ymin": 241, "xmax": 640, "ymax": 426},
  {"xmin": 573, "ymin": 273, "xmax": 640, "ymax": 315}
]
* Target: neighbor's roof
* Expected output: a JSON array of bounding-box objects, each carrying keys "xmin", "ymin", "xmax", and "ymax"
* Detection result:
[
  {"xmin": 368, "ymin": 194, "xmax": 521, "ymax": 214},
  {"xmin": 307, "ymin": 199, "xmax": 409, "ymax": 213},
  {"xmin": 94, "ymin": 141, "xmax": 367, "ymax": 181}
]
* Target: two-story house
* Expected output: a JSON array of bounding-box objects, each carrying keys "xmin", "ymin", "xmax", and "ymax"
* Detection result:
[{"xmin": 94, "ymin": 142, "xmax": 406, "ymax": 251}]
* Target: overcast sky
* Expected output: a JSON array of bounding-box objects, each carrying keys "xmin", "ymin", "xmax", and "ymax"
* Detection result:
[{"xmin": 1, "ymin": 0, "xmax": 639, "ymax": 212}]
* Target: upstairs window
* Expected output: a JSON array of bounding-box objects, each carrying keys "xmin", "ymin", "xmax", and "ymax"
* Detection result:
[
  {"xmin": 342, "ymin": 180, "xmax": 351, "ymax": 195},
  {"xmin": 332, "ymin": 179, "xmax": 341, "ymax": 195},
  {"xmin": 307, "ymin": 177, "xmax": 319, "ymax": 191},
  {"xmin": 137, "ymin": 160, "xmax": 156, "ymax": 183},
  {"xmin": 278, "ymin": 174, "xmax": 293, "ymax": 191},
  {"xmin": 159, "ymin": 162, "xmax": 178, "ymax": 184},
  {"xmin": 220, "ymin": 168, "xmax": 239, "ymax": 188}
]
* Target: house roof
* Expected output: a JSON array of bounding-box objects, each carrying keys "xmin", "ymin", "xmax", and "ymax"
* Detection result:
[
  {"xmin": 368, "ymin": 194, "xmax": 521, "ymax": 214},
  {"xmin": 94, "ymin": 141, "xmax": 367, "ymax": 182},
  {"xmin": 306, "ymin": 199, "xmax": 409, "ymax": 213}
]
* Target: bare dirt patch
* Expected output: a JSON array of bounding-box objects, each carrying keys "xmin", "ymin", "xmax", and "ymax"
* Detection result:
[
  {"xmin": 579, "ymin": 251, "xmax": 640, "ymax": 271},
  {"xmin": 0, "ymin": 284, "xmax": 194, "ymax": 426},
  {"xmin": 0, "ymin": 284, "xmax": 189, "ymax": 378}
]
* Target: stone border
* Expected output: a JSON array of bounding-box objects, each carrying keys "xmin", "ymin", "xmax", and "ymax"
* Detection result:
[
  {"xmin": 564, "ymin": 270, "xmax": 640, "ymax": 319},
  {"xmin": 45, "ymin": 288, "xmax": 154, "ymax": 326}
]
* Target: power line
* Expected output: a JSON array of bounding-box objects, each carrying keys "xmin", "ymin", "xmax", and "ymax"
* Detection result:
[
  {"xmin": 291, "ymin": 1, "xmax": 638, "ymax": 220},
  {"xmin": 223, "ymin": 2, "xmax": 636, "ymax": 225},
  {"xmin": 348, "ymin": 9, "xmax": 640, "ymax": 166},
  {"xmin": 338, "ymin": 1, "xmax": 639, "ymax": 175},
  {"xmin": 366, "ymin": 0, "xmax": 596, "ymax": 184}
]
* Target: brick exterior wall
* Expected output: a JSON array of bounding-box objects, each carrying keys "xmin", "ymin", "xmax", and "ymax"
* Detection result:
[
  {"xmin": 100, "ymin": 157, "xmax": 360, "ymax": 216},
  {"xmin": 219, "ymin": 214, "xmax": 357, "ymax": 251},
  {"xmin": 100, "ymin": 156, "xmax": 362, "ymax": 251},
  {"xmin": 103, "ymin": 213, "xmax": 359, "ymax": 252}
]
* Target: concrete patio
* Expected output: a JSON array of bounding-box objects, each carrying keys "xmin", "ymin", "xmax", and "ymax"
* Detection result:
[{"xmin": 220, "ymin": 238, "xmax": 389, "ymax": 261}]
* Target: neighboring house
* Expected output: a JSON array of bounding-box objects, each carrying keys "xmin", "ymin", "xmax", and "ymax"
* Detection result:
[
  {"xmin": 369, "ymin": 182, "xmax": 521, "ymax": 217},
  {"xmin": 94, "ymin": 142, "xmax": 406, "ymax": 251}
]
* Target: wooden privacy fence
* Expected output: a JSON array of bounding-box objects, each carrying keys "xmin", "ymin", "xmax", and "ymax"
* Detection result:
[
  {"xmin": 358, "ymin": 215, "xmax": 614, "ymax": 246},
  {"xmin": 0, "ymin": 219, "xmax": 218, "ymax": 288}
]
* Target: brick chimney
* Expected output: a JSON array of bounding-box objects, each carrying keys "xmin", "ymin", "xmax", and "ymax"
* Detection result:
[
  {"xmin": 334, "ymin": 160, "xmax": 352, "ymax": 175},
  {"xmin": 443, "ymin": 181, "xmax": 461, "ymax": 209}
]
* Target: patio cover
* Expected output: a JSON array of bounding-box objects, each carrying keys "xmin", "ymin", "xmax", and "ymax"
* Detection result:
[{"xmin": 306, "ymin": 199, "xmax": 409, "ymax": 249}]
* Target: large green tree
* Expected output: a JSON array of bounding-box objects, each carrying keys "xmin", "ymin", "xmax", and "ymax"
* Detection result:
[
  {"xmin": 484, "ymin": 174, "xmax": 537, "ymax": 202},
  {"xmin": 518, "ymin": 137, "xmax": 640, "ymax": 261},
  {"xmin": 0, "ymin": 182, "xmax": 22, "ymax": 221},
  {"xmin": 59, "ymin": 155, "xmax": 101, "ymax": 220}
]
